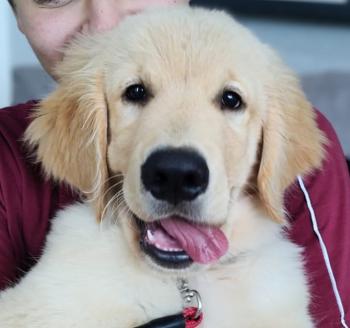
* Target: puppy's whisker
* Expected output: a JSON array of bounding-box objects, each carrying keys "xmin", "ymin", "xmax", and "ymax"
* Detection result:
[
  {"xmin": 102, "ymin": 180, "xmax": 124, "ymax": 200},
  {"xmin": 104, "ymin": 173, "xmax": 124, "ymax": 183},
  {"xmin": 105, "ymin": 188, "xmax": 127, "ymax": 222},
  {"xmin": 84, "ymin": 174, "xmax": 125, "ymax": 206},
  {"xmin": 101, "ymin": 191, "xmax": 122, "ymax": 221},
  {"xmin": 113, "ymin": 197, "xmax": 127, "ymax": 217},
  {"xmin": 81, "ymin": 170, "xmax": 105, "ymax": 200},
  {"xmin": 112, "ymin": 201, "xmax": 139, "ymax": 235},
  {"xmin": 114, "ymin": 187, "xmax": 125, "ymax": 201},
  {"xmin": 83, "ymin": 168, "xmax": 123, "ymax": 195},
  {"xmin": 111, "ymin": 205, "xmax": 122, "ymax": 224}
]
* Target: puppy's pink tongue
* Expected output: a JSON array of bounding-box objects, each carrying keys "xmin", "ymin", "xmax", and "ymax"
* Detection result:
[{"xmin": 159, "ymin": 217, "xmax": 228, "ymax": 264}]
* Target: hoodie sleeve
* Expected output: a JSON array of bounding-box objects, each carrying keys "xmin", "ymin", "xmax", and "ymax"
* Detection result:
[{"xmin": 286, "ymin": 109, "xmax": 350, "ymax": 327}]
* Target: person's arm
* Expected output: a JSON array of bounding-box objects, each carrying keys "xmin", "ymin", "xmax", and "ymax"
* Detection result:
[
  {"xmin": 0, "ymin": 103, "xmax": 50, "ymax": 291},
  {"xmin": 0, "ymin": 208, "xmax": 18, "ymax": 290},
  {"xmin": 0, "ymin": 103, "xmax": 79, "ymax": 291},
  {"xmin": 0, "ymin": 126, "xmax": 24, "ymax": 290},
  {"xmin": 286, "ymin": 110, "xmax": 350, "ymax": 327}
]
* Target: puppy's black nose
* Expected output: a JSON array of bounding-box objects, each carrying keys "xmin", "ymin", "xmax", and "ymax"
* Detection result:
[{"xmin": 141, "ymin": 148, "xmax": 209, "ymax": 205}]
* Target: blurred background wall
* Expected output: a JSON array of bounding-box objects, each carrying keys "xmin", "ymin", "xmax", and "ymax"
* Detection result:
[
  {"xmin": 1, "ymin": 1, "xmax": 55, "ymax": 109},
  {"xmin": 0, "ymin": 0, "xmax": 12, "ymax": 108},
  {"xmin": 1, "ymin": 0, "xmax": 349, "ymax": 155}
]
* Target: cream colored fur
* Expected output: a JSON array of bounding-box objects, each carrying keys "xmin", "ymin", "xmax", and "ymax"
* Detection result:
[{"xmin": 0, "ymin": 7, "xmax": 324, "ymax": 327}]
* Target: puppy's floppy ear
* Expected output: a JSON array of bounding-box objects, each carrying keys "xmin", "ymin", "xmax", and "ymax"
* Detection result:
[
  {"xmin": 25, "ymin": 47, "xmax": 108, "ymax": 221},
  {"xmin": 257, "ymin": 57, "xmax": 325, "ymax": 223}
]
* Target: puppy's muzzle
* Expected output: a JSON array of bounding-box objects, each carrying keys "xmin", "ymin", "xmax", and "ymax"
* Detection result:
[
  {"xmin": 135, "ymin": 147, "xmax": 228, "ymax": 269},
  {"xmin": 141, "ymin": 147, "xmax": 209, "ymax": 205}
]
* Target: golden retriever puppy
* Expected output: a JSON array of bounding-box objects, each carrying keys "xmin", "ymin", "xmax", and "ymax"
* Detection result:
[{"xmin": 0, "ymin": 7, "xmax": 324, "ymax": 328}]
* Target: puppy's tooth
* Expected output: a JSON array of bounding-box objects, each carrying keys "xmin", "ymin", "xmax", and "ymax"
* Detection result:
[{"xmin": 147, "ymin": 230, "xmax": 155, "ymax": 241}]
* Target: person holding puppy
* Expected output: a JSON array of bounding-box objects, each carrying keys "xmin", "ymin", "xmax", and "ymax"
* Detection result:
[{"xmin": 0, "ymin": 0, "xmax": 349, "ymax": 326}]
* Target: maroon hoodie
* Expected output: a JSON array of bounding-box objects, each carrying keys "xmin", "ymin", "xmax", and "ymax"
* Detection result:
[{"xmin": 0, "ymin": 102, "xmax": 349, "ymax": 327}]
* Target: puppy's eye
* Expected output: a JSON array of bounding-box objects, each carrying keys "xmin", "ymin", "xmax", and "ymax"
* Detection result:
[
  {"xmin": 221, "ymin": 90, "xmax": 243, "ymax": 110},
  {"xmin": 123, "ymin": 84, "xmax": 148, "ymax": 104}
]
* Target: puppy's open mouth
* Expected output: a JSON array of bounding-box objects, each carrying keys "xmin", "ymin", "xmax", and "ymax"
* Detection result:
[{"xmin": 134, "ymin": 215, "xmax": 229, "ymax": 270}]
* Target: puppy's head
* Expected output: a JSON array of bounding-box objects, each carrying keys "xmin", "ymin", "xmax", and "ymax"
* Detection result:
[{"xmin": 25, "ymin": 8, "xmax": 324, "ymax": 272}]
